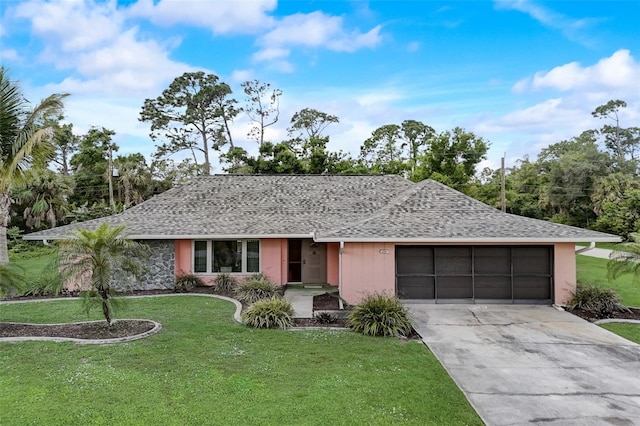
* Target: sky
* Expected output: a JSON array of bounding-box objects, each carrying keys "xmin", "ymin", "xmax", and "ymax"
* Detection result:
[{"xmin": 1, "ymin": 0, "xmax": 639, "ymax": 172}]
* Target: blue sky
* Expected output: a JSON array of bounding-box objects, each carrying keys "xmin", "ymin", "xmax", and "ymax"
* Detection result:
[{"xmin": 1, "ymin": 0, "xmax": 639, "ymax": 171}]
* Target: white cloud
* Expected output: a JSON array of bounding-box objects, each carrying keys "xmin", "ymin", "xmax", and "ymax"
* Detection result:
[
  {"xmin": 254, "ymin": 11, "xmax": 382, "ymax": 65},
  {"xmin": 230, "ymin": 69, "xmax": 254, "ymax": 84},
  {"xmin": 513, "ymin": 50, "xmax": 640, "ymax": 96},
  {"xmin": 15, "ymin": 0, "xmax": 123, "ymax": 52},
  {"xmin": 473, "ymin": 50, "xmax": 640, "ymax": 165},
  {"xmin": 126, "ymin": 0, "xmax": 276, "ymax": 35},
  {"xmin": 12, "ymin": 0, "xmax": 197, "ymax": 97},
  {"xmin": 494, "ymin": 0, "xmax": 599, "ymax": 45},
  {"xmin": 0, "ymin": 49, "xmax": 20, "ymax": 62}
]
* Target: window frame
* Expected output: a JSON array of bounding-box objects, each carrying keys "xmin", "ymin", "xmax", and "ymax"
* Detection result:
[{"xmin": 191, "ymin": 239, "xmax": 261, "ymax": 274}]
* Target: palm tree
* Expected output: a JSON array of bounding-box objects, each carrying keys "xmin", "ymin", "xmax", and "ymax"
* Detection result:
[
  {"xmin": 13, "ymin": 169, "xmax": 74, "ymax": 230},
  {"xmin": 58, "ymin": 224, "xmax": 150, "ymax": 325},
  {"xmin": 608, "ymin": 233, "xmax": 640, "ymax": 284},
  {"xmin": 0, "ymin": 67, "xmax": 68, "ymax": 264},
  {"xmin": 114, "ymin": 154, "xmax": 151, "ymax": 209}
]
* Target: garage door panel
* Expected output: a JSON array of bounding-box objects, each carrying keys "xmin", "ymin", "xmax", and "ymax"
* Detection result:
[
  {"xmin": 475, "ymin": 276, "xmax": 511, "ymax": 299},
  {"xmin": 475, "ymin": 247, "xmax": 511, "ymax": 275},
  {"xmin": 437, "ymin": 276, "xmax": 473, "ymax": 298},
  {"xmin": 513, "ymin": 248, "xmax": 551, "ymax": 274},
  {"xmin": 397, "ymin": 276, "xmax": 434, "ymax": 299},
  {"xmin": 513, "ymin": 276, "xmax": 551, "ymax": 299},
  {"xmin": 396, "ymin": 246, "xmax": 552, "ymax": 302},
  {"xmin": 436, "ymin": 247, "xmax": 472, "ymax": 274}
]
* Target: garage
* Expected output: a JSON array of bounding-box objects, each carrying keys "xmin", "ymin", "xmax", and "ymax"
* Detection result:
[{"xmin": 396, "ymin": 246, "xmax": 553, "ymax": 303}]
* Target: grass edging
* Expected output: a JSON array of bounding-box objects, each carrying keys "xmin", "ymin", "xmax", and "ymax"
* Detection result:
[
  {"xmin": 0, "ymin": 293, "xmax": 244, "ymax": 324},
  {"xmin": 0, "ymin": 319, "xmax": 162, "ymax": 345}
]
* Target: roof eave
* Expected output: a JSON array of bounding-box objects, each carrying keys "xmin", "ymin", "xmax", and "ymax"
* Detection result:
[{"xmin": 313, "ymin": 236, "xmax": 622, "ymax": 243}]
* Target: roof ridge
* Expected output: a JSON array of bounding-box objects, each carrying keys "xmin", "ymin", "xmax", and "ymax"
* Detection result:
[{"xmin": 318, "ymin": 179, "xmax": 422, "ymax": 237}]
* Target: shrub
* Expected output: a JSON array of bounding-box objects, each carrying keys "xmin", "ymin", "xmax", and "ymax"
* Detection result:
[
  {"xmin": 348, "ymin": 294, "xmax": 412, "ymax": 337},
  {"xmin": 242, "ymin": 297, "xmax": 294, "ymax": 329},
  {"xmin": 315, "ymin": 311, "xmax": 338, "ymax": 325},
  {"xmin": 214, "ymin": 273, "xmax": 237, "ymax": 294},
  {"xmin": 174, "ymin": 274, "xmax": 204, "ymax": 293},
  {"xmin": 569, "ymin": 283, "xmax": 629, "ymax": 318},
  {"xmin": 235, "ymin": 277, "xmax": 280, "ymax": 303}
]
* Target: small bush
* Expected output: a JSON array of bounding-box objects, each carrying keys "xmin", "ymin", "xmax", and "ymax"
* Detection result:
[
  {"xmin": 214, "ymin": 273, "xmax": 237, "ymax": 294},
  {"xmin": 315, "ymin": 311, "xmax": 338, "ymax": 325},
  {"xmin": 569, "ymin": 283, "xmax": 629, "ymax": 318},
  {"xmin": 235, "ymin": 277, "xmax": 280, "ymax": 303},
  {"xmin": 174, "ymin": 274, "xmax": 204, "ymax": 293},
  {"xmin": 242, "ymin": 297, "xmax": 294, "ymax": 329},
  {"xmin": 348, "ymin": 294, "xmax": 412, "ymax": 337}
]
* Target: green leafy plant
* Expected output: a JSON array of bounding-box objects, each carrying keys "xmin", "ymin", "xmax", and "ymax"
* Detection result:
[
  {"xmin": 58, "ymin": 223, "xmax": 150, "ymax": 325},
  {"xmin": 0, "ymin": 263, "xmax": 25, "ymax": 298},
  {"xmin": 608, "ymin": 232, "xmax": 640, "ymax": 284},
  {"xmin": 347, "ymin": 294, "xmax": 413, "ymax": 337},
  {"xmin": 174, "ymin": 273, "xmax": 203, "ymax": 293},
  {"xmin": 569, "ymin": 283, "xmax": 629, "ymax": 318},
  {"xmin": 235, "ymin": 277, "xmax": 280, "ymax": 303},
  {"xmin": 315, "ymin": 311, "xmax": 338, "ymax": 325},
  {"xmin": 242, "ymin": 297, "xmax": 294, "ymax": 329},
  {"xmin": 214, "ymin": 273, "xmax": 237, "ymax": 294}
]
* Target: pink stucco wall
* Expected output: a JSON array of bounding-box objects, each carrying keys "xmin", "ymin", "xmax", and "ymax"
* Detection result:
[
  {"xmin": 326, "ymin": 243, "xmax": 339, "ymax": 286},
  {"xmin": 340, "ymin": 242, "xmax": 396, "ymax": 304},
  {"xmin": 260, "ymin": 238, "xmax": 287, "ymax": 285},
  {"xmin": 174, "ymin": 240, "xmax": 191, "ymax": 277},
  {"xmin": 554, "ymin": 242, "xmax": 577, "ymax": 304}
]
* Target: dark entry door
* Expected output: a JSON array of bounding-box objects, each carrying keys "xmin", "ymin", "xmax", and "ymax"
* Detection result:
[{"xmin": 288, "ymin": 239, "xmax": 327, "ymax": 283}]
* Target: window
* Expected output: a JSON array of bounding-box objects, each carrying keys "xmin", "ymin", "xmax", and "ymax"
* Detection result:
[{"xmin": 192, "ymin": 240, "xmax": 260, "ymax": 273}]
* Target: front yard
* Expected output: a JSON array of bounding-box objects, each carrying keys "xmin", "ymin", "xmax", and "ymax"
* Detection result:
[
  {"xmin": 0, "ymin": 296, "xmax": 481, "ymax": 425},
  {"xmin": 577, "ymin": 255, "xmax": 640, "ymax": 344}
]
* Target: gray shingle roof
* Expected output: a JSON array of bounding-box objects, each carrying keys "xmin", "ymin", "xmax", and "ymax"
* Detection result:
[{"xmin": 24, "ymin": 175, "xmax": 619, "ymax": 242}]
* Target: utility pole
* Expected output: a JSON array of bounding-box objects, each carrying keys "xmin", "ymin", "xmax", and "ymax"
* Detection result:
[
  {"xmin": 108, "ymin": 144, "xmax": 115, "ymax": 212},
  {"xmin": 500, "ymin": 154, "xmax": 506, "ymax": 213}
]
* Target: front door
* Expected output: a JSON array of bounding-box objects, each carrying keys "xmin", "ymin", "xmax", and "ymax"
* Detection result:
[{"xmin": 288, "ymin": 239, "xmax": 327, "ymax": 283}]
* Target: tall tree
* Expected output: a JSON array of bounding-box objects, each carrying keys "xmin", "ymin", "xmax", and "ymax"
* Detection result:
[
  {"xmin": 114, "ymin": 153, "xmax": 151, "ymax": 209},
  {"xmin": 242, "ymin": 80, "xmax": 282, "ymax": 146},
  {"xmin": 140, "ymin": 72, "xmax": 239, "ymax": 174},
  {"xmin": 413, "ymin": 127, "xmax": 488, "ymax": 189},
  {"xmin": 0, "ymin": 67, "xmax": 67, "ymax": 263},
  {"xmin": 359, "ymin": 120, "xmax": 435, "ymax": 176},
  {"xmin": 69, "ymin": 127, "xmax": 115, "ymax": 207},
  {"xmin": 592, "ymin": 99, "xmax": 640, "ymax": 166},
  {"xmin": 59, "ymin": 224, "xmax": 149, "ymax": 325},
  {"xmin": 47, "ymin": 116, "xmax": 78, "ymax": 175}
]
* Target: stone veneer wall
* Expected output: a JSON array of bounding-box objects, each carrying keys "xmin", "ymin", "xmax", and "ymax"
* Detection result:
[
  {"xmin": 139, "ymin": 240, "xmax": 175, "ymax": 290},
  {"xmin": 114, "ymin": 240, "xmax": 175, "ymax": 290}
]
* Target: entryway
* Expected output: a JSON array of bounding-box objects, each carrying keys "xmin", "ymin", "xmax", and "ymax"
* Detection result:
[{"xmin": 288, "ymin": 239, "xmax": 327, "ymax": 283}]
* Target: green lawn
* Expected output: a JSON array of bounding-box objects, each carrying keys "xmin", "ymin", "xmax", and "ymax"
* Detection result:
[
  {"xmin": 576, "ymin": 255, "xmax": 640, "ymax": 307},
  {"xmin": 0, "ymin": 296, "xmax": 481, "ymax": 425},
  {"xmin": 599, "ymin": 322, "xmax": 640, "ymax": 344},
  {"xmin": 9, "ymin": 247, "xmax": 58, "ymax": 286}
]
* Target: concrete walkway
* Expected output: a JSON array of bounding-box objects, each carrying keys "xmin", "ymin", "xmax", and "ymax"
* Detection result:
[
  {"xmin": 283, "ymin": 287, "xmax": 336, "ymax": 318},
  {"xmin": 576, "ymin": 246, "xmax": 616, "ymax": 259},
  {"xmin": 407, "ymin": 304, "xmax": 640, "ymax": 426}
]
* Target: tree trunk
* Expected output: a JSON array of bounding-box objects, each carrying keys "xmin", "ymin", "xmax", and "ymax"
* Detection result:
[{"xmin": 0, "ymin": 192, "xmax": 12, "ymax": 265}]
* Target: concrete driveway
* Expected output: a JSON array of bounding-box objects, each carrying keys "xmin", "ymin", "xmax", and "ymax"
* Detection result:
[{"xmin": 406, "ymin": 304, "xmax": 640, "ymax": 426}]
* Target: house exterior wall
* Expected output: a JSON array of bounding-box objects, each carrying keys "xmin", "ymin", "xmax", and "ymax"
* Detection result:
[
  {"xmin": 339, "ymin": 241, "xmax": 579, "ymax": 305},
  {"xmin": 326, "ymin": 243, "xmax": 339, "ymax": 286},
  {"xmin": 341, "ymin": 242, "xmax": 396, "ymax": 303},
  {"xmin": 172, "ymin": 238, "xmax": 337, "ymax": 287},
  {"xmin": 554, "ymin": 242, "xmax": 577, "ymax": 305}
]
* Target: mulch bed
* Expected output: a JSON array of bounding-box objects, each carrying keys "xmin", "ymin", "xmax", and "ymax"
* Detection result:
[
  {"xmin": 0, "ymin": 320, "xmax": 155, "ymax": 340},
  {"xmin": 312, "ymin": 292, "xmax": 341, "ymax": 310},
  {"xmin": 565, "ymin": 306, "xmax": 640, "ymax": 322}
]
